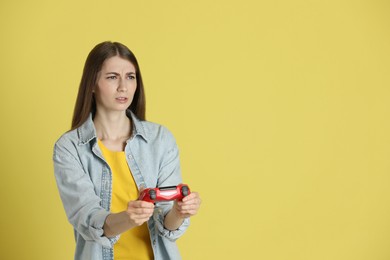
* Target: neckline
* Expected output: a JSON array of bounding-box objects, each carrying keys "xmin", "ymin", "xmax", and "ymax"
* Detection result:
[{"xmin": 97, "ymin": 139, "xmax": 125, "ymax": 154}]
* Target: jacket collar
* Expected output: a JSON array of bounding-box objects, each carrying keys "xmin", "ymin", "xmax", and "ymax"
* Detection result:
[{"xmin": 77, "ymin": 110, "xmax": 148, "ymax": 145}]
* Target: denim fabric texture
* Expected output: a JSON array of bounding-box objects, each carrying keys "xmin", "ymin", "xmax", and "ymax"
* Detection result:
[{"xmin": 53, "ymin": 110, "xmax": 189, "ymax": 260}]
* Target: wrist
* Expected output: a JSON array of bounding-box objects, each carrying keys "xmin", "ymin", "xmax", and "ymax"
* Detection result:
[
  {"xmin": 164, "ymin": 205, "xmax": 185, "ymax": 230},
  {"xmin": 172, "ymin": 207, "xmax": 185, "ymax": 220}
]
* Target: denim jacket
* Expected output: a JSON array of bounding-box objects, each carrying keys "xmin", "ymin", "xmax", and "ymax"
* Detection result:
[{"xmin": 53, "ymin": 110, "xmax": 189, "ymax": 260}]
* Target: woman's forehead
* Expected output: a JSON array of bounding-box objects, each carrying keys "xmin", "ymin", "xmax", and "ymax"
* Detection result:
[{"xmin": 101, "ymin": 56, "xmax": 135, "ymax": 72}]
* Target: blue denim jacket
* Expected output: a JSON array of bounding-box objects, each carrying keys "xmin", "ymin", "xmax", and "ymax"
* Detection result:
[{"xmin": 53, "ymin": 111, "xmax": 189, "ymax": 260}]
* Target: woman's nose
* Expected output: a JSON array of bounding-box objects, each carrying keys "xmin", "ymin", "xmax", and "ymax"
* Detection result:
[{"xmin": 117, "ymin": 78, "xmax": 128, "ymax": 92}]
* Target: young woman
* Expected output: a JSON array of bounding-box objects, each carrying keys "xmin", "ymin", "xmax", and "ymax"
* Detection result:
[{"xmin": 53, "ymin": 41, "xmax": 201, "ymax": 260}]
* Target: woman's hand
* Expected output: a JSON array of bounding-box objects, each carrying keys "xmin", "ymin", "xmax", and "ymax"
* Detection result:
[
  {"xmin": 172, "ymin": 192, "xmax": 202, "ymax": 219},
  {"xmin": 164, "ymin": 192, "xmax": 202, "ymax": 230},
  {"xmin": 126, "ymin": 200, "xmax": 155, "ymax": 226},
  {"xmin": 104, "ymin": 200, "xmax": 154, "ymax": 237}
]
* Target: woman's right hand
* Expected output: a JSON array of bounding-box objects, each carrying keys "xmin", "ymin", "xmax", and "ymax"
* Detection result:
[
  {"xmin": 126, "ymin": 200, "xmax": 155, "ymax": 226},
  {"xmin": 104, "ymin": 200, "xmax": 154, "ymax": 237}
]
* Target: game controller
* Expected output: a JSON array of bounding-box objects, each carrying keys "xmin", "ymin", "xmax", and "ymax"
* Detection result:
[{"xmin": 138, "ymin": 184, "xmax": 191, "ymax": 203}]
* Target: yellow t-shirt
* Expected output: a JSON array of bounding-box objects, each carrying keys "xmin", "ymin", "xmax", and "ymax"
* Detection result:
[{"xmin": 98, "ymin": 139, "xmax": 154, "ymax": 260}]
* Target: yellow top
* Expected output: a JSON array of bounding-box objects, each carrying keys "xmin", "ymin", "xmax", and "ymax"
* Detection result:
[{"xmin": 98, "ymin": 139, "xmax": 154, "ymax": 260}]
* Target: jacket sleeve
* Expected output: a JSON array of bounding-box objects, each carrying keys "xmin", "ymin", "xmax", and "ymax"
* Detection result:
[
  {"xmin": 53, "ymin": 140, "xmax": 119, "ymax": 248},
  {"xmin": 153, "ymin": 127, "xmax": 190, "ymax": 241}
]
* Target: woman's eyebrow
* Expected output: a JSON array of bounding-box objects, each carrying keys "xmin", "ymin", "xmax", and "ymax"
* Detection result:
[
  {"xmin": 105, "ymin": 71, "xmax": 136, "ymax": 75},
  {"xmin": 105, "ymin": 72, "xmax": 120, "ymax": 75}
]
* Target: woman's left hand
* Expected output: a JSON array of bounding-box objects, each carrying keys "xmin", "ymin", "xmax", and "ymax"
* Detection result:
[{"xmin": 172, "ymin": 192, "xmax": 202, "ymax": 219}]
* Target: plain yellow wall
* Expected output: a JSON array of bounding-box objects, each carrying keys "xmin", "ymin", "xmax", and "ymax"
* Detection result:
[{"xmin": 1, "ymin": 0, "xmax": 390, "ymax": 259}]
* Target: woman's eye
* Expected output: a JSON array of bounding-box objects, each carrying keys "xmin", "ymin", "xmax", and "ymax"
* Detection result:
[
  {"xmin": 107, "ymin": 76, "xmax": 116, "ymax": 79},
  {"xmin": 128, "ymin": 75, "xmax": 136, "ymax": 80}
]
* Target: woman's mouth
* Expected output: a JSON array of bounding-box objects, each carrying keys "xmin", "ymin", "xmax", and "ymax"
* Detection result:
[{"xmin": 116, "ymin": 97, "xmax": 128, "ymax": 103}]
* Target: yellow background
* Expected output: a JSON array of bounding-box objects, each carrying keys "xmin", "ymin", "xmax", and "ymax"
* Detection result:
[{"xmin": 1, "ymin": 1, "xmax": 390, "ymax": 259}]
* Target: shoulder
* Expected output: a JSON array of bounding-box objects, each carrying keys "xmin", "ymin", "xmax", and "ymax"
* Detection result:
[
  {"xmin": 54, "ymin": 115, "xmax": 96, "ymax": 156},
  {"xmin": 137, "ymin": 120, "xmax": 177, "ymax": 146},
  {"xmin": 55, "ymin": 128, "xmax": 79, "ymax": 144},
  {"xmin": 144, "ymin": 120, "xmax": 174, "ymax": 136},
  {"xmin": 53, "ymin": 128, "xmax": 82, "ymax": 158},
  {"xmin": 129, "ymin": 110, "xmax": 175, "ymax": 143}
]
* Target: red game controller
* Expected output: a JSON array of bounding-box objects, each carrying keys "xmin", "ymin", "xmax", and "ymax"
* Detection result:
[{"xmin": 138, "ymin": 184, "xmax": 191, "ymax": 203}]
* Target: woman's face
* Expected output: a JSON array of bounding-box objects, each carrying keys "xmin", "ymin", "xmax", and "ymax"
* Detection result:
[{"xmin": 94, "ymin": 55, "xmax": 137, "ymax": 114}]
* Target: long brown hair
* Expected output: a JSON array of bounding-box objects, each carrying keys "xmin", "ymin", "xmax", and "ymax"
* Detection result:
[{"xmin": 71, "ymin": 41, "xmax": 146, "ymax": 130}]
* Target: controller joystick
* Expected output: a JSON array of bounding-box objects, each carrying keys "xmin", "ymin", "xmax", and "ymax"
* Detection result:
[{"xmin": 181, "ymin": 185, "xmax": 189, "ymax": 197}]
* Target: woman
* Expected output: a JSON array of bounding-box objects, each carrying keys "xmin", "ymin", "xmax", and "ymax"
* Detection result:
[{"xmin": 53, "ymin": 41, "xmax": 201, "ymax": 260}]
